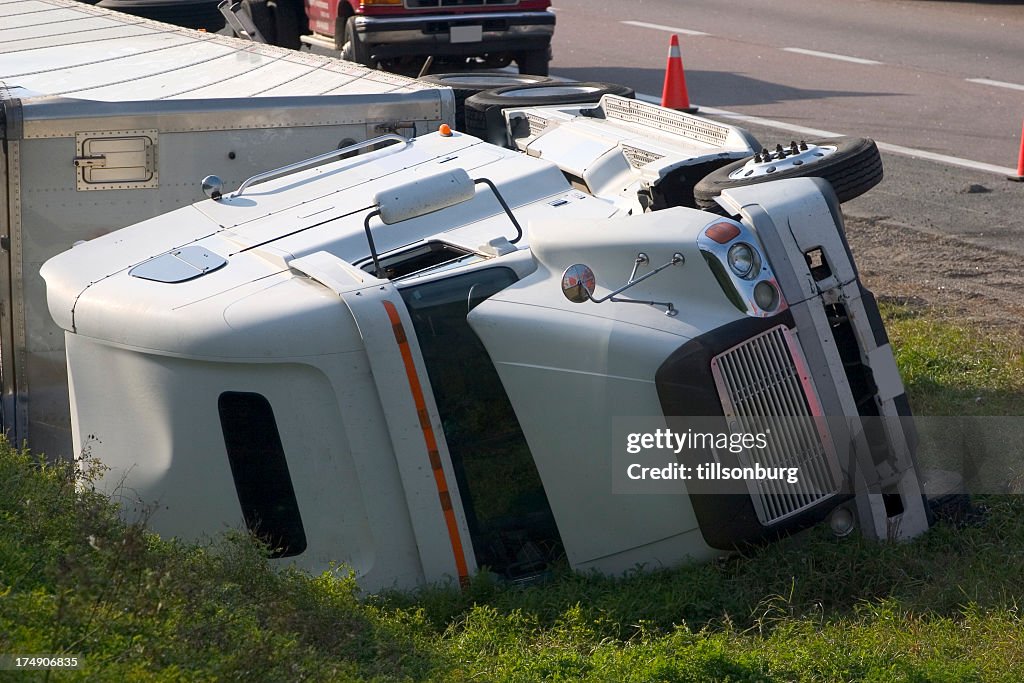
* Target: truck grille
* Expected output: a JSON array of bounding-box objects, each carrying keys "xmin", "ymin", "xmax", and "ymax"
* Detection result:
[
  {"xmin": 710, "ymin": 325, "xmax": 841, "ymax": 525},
  {"xmin": 406, "ymin": 0, "xmax": 518, "ymax": 7}
]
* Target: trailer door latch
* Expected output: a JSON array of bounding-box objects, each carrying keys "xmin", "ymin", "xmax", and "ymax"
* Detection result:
[{"xmin": 73, "ymin": 155, "xmax": 107, "ymax": 168}]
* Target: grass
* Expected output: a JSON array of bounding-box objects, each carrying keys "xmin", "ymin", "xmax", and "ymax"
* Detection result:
[
  {"xmin": 2, "ymin": 304, "xmax": 1023, "ymax": 681},
  {"xmin": 881, "ymin": 301, "xmax": 1024, "ymax": 416}
]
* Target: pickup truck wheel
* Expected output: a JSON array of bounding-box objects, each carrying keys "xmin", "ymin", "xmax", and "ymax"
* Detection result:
[
  {"xmin": 242, "ymin": 0, "xmax": 276, "ymax": 43},
  {"xmin": 693, "ymin": 137, "xmax": 883, "ymax": 209},
  {"xmin": 418, "ymin": 72, "xmax": 556, "ymax": 131},
  {"xmin": 515, "ymin": 49, "xmax": 550, "ymax": 76},
  {"xmin": 269, "ymin": 0, "xmax": 301, "ymax": 49},
  {"xmin": 96, "ymin": 0, "xmax": 225, "ymax": 32},
  {"xmin": 463, "ymin": 81, "xmax": 635, "ymax": 146},
  {"xmin": 340, "ymin": 16, "xmax": 374, "ymax": 67}
]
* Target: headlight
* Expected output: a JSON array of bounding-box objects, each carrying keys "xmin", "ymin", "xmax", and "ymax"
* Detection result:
[
  {"xmin": 727, "ymin": 243, "xmax": 756, "ymax": 278},
  {"xmin": 754, "ymin": 280, "xmax": 780, "ymax": 311}
]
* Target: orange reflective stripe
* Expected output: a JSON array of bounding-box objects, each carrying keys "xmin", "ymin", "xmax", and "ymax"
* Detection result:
[{"xmin": 382, "ymin": 300, "xmax": 470, "ymax": 587}]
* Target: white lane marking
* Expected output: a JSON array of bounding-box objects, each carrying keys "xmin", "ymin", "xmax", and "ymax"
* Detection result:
[
  {"xmin": 873, "ymin": 141, "xmax": 1016, "ymax": 176},
  {"xmin": 695, "ymin": 103, "xmax": 843, "ymax": 139},
  {"xmin": 783, "ymin": 47, "xmax": 882, "ymax": 66},
  {"xmin": 966, "ymin": 78, "xmax": 1024, "ymax": 93},
  {"xmin": 635, "ymin": 93, "xmax": 1017, "ymax": 177},
  {"xmin": 620, "ymin": 20, "xmax": 709, "ymax": 37}
]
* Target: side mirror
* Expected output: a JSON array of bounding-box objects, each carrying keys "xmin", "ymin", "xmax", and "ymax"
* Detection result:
[
  {"xmin": 560, "ymin": 253, "xmax": 684, "ymax": 316},
  {"xmin": 561, "ymin": 263, "xmax": 597, "ymax": 303},
  {"xmin": 202, "ymin": 175, "xmax": 223, "ymax": 199}
]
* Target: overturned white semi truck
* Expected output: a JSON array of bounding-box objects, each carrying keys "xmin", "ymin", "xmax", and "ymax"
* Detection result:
[{"xmin": 41, "ymin": 94, "xmax": 932, "ymax": 591}]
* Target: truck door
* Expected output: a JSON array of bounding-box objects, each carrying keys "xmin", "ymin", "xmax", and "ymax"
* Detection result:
[{"xmin": 396, "ymin": 266, "xmax": 565, "ymax": 581}]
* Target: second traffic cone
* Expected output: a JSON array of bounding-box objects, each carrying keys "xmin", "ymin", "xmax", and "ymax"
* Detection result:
[
  {"xmin": 1010, "ymin": 119, "xmax": 1024, "ymax": 182},
  {"xmin": 661, "ymin": 34, "xmax": 697, "ymax": 113}
]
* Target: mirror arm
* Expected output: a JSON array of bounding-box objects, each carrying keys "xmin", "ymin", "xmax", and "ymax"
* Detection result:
[
  {"xmin": 586, "ymin": 252, "xmax": 684, "ymax": 315},
  {"xmin": 473, "ymin": 178, "xmax": 524, "ymax": 244},
  {"xmin": 364, "ymin": 209, "xmax": 384, "ymax": 278},
  {"xmin": 363, "ymin": 175, "xmax": 521, "ymax": 281},
  {"xmin": 599, "ymin": 295, "xmax": 677, "ymax": 316}
]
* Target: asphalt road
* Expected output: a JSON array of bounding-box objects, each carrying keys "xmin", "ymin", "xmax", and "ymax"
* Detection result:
[
  {"xmin": 549, "ymin": 0, "xmax": 1024, "ymax": 170},
  {"xmin": 547, "ymin": 0, "xmax": 1024, "ymax": 254}
]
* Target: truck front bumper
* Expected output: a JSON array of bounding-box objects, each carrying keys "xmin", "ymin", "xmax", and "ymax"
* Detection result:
[
  {"xmin": 353, "ymin": 11, "xmax": 555, "ymax": 59},
  {"xmin": 657, "ymin": 178, "xmax": 930, "ymax": 548}
]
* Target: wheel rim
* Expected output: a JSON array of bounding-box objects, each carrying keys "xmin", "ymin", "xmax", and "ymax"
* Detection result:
[
  {"xmin": 728, "ymin": 142, "xmax": 838, "ymax": 180},
  {"xmin": 437, "ymin": 75, "xmax": 544, "ymax": 87},
  {"xmin": 499, "ymin": 85, "xmax": 604, "ymax": 98}
]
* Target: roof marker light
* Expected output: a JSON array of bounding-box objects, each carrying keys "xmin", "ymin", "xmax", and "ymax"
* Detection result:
[{"xmin": 439, "ymin": 124, "xmax": 453, "ymax": 137}]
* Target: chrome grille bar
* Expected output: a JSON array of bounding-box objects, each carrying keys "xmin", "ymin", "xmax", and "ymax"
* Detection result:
[
  {"xmin": 406, "ymin": 0, "xmax": 518, "ymax": 7},
  {"xmin": 710, "ymin": 325, "xmax": 841, "ymax": 525}
]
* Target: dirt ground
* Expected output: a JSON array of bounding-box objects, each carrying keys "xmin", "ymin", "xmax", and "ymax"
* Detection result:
[{"xmin": 844, "ymin": 214, "xmax": 1024, "ymax": 331}]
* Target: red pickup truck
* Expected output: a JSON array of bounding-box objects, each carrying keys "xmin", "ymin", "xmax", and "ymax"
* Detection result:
[{"xmin": 252, "ymin": 0, "xmax": 556, "ymax": 75}]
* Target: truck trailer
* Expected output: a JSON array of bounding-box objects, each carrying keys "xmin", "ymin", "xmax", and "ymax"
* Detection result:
[
  {"xmin": 0, "ymin": 0, "xmax": 455, "ymax": 458},
  {"xmin": 41, "ymin": 94, "xmax": 932, "ymax": 591}
]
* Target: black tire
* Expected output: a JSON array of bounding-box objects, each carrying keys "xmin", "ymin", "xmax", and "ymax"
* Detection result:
[
  {"xmin": 693, "ymin": 137, "xmax": 884, "ymax": 209},
  {"xmin": 97, "ymin": 0, "xmax": 225, "ymax": 32},
  {"xmin": 463, "ymin": 81, "xmax": 635, "ymax": 146},
  {"xmin": 340, "ymin": 15, "xmax": 373, "ymax": 67},
  {"xmin": 515, "ymin": 48, "xmax": 550, "ymax": 76},
  {"xmin": 242, "ymin": 0, "xmax": 275, "ymax": 43},
  {"xmin": 418, "ymin": 72, "xmax": 557, "ymax": 131},
  {"xmin": 269, "ymin": 0, "xmax": 301, "ymax": 50}
]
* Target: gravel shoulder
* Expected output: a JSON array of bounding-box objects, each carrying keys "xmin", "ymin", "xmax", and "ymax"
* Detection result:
[
  {"xmin": 841, "ymin": 147, "xmax": 1024, "ymax": 331},
  {"xmin": 846, "ymin": 213, "xmax": 1024, "ymax": 331}
]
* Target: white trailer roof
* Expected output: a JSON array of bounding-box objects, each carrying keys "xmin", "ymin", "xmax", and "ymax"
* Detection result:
[{"xmin": 0, "ymin": 0, "xmax": 437, "ymax": 101}]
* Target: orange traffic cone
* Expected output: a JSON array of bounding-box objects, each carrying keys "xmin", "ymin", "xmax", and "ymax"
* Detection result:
[
  {"xmin": 1010, "ymin": 119, "xmax": 1024, "ymax": 182},
  {"xmin": 661, "ymin": 34, "xmax": 697, "ymax": 113}
]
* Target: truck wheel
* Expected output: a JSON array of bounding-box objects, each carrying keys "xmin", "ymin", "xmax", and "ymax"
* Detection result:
[
  {"xmin": 269, "ymin": 0, "xmax": 301, "ymax": 49},
  {"xmin": 96, "ymin": 0, "xmax": 225, "ymax": 32},
  {"xmin": 463, "ymin": 81, "xmax": 635, "ymax": 146},
  {"xmin": 418, "ymin": 72, "xmax": 556, "ymax": 131},
  {"xmin": 693, "ymin": 137, "xmax": 883, "ymax": 209},
  {"xmin": 515, "ymin": 48, "xmax": 550, "ymax": 76},
  {"xmin": 340, "ymin": 16, "xmax": 373, "ymax": 67},
  {"xmin": 242, "ymin": 0, "xmax": 276, "ymax": 43}
]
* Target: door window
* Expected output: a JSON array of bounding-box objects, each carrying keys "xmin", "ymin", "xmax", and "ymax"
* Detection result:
[{"xmin": 400, "ymin": 268, "xmax": 564, "ymax": 579}]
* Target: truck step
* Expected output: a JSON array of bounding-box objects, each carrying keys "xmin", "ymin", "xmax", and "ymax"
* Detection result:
[{"xmin": 300, "ymin": 33, "xmax": 338, "ymax": 52}]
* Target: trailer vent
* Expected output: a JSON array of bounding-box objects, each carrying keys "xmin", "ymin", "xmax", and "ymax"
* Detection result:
[
  {"xmin": 602, "ymin": 96, "xmax": 731, "ymax": 147},
  {"xmin": 710, "ymin": 325, "xmax": 841, "ymax": 525},
  {"xmin": 621, "ymin": 144, "xmax": 665, "ymax": 168},
  {"xmin": 75, "ymin": 130, "xmax": 158, "ymax": 191},
  {"xmin": 525, "ymin": 113, "xmax": 550, "ymax": 138}
]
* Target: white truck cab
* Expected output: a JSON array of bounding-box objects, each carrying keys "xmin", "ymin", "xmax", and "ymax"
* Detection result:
[{"xmin": 41, "ymin": 96, "xmax": 930, "ymax": 591}]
